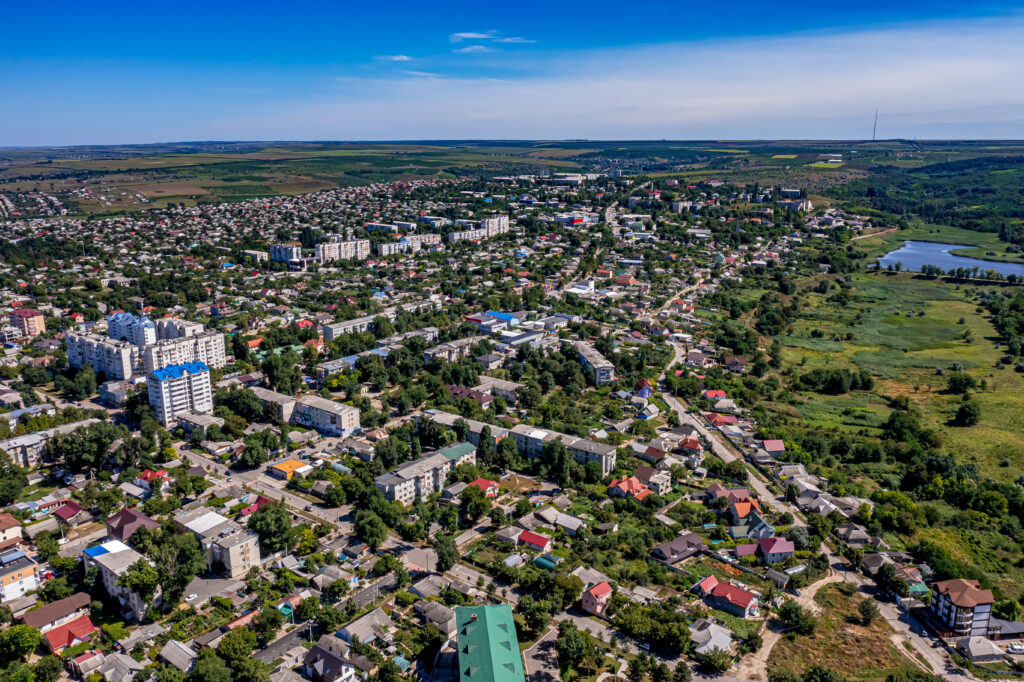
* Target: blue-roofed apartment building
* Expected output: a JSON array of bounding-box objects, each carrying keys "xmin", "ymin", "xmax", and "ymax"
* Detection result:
[{"xmin": 147, "ymin": 362, "xmax": 213, "ymax": 427}]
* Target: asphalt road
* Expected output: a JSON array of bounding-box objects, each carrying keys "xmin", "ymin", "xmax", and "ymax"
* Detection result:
[{"xmin": 256, "ymin": 621, "xmax": 314, "ymax": 664}]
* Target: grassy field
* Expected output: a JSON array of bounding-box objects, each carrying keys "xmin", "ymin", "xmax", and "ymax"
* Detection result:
[
  {"xmin": 777, "ymin": 272, "xmax": 1024, "ymax": 482},
  {"xmin": 767, "ymin": 584, "xmax": 920, "ymax": 680}
]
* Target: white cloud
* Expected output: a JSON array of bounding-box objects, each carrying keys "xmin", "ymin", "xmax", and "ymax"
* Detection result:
[
  {"xmin": 453, "ymin": 45, "xmax": 493, "ymax": 54},
  {"xmin": 450, "ymin": 30, "xmax": 533, "ymax": 44},
  {"xmin": 450, "ymin": 31, "xmax": 496, "ymax": 42},
  {"xmin": 8, "ymin": 16, "xmax": 1024, "ymax": 144},
  {"xmin": 375, "ymin": 54, "xmax": 413, "ymax": 62}
]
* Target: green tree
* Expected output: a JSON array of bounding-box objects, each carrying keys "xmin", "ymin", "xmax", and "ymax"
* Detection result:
[
  {"xmin": 946, "ymin": 372, "xmax": 976, "ymax": 395},
  {"xmin": 431, "ymin": 534, "xmax": 459, "ymax": 573},
  {"xmin": 117, "ymin": 560, "xmax": 160, "ymax": 603},
  {"xmin": 248, "ymin": 501, "xmax": 294, "ymax": 552},
  {"xmin": 859, "ymin": 598, "xmax": 879, "ymax": 625},
  {"xmin": 354, "ymin": 510, "xmax": 388, "ymax": 550},
  {"xmin": 253, "ymin": 606, "xmax": 286, "ymax": 645},
  {"xmin": 0, "ymin": 624, "xmax": 41, "ymax": 663},
  {"xmin": 216, "ymin": 627, "xmax": 257, "ymax": 668},
  {"xmin": 156, "ymin": 667, "xmax": 186, "ymax": 682},
  {"xmin": 233, "ymin": 657, "xmax": 270, "ymax": 682},
  {"xmin": 187, "ymin": 650, "xmax": 232, "ymax": 682},
  {"xmin": 701, "ymin": 647, "xmax": 732, "ymax": 673},
  {"xmin": 674, "ymin": 661, "xmax": 693, "ymax": 682},
  {"xmin": 33, "ymin": 656, "xmax": 63, "ymax": 682},
  {"xmin": 955, "ymin": 397, "xmax": 981, "ymax": 426},
  {"xmin": 459, "ymin": 484, "xmax": 491, "ymax": 522}
]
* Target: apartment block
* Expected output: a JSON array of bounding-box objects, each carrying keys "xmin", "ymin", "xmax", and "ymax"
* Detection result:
[
  {"xmin": 376, "ymin": 240, "xmax": 421, "ymax": 256},
  {"xmin": 83, "ymin": 541, "xmax": 152, "ymax": 622},
  {"xmin": 66, "ymin": 331, "xmax": 138, "ymax": 380},
  {"xmin": 242, "ymin": 249, "xmax": 269, "ymax": 264},
  {"xmin": 147, "ymin": 362, "xmax": 214, "ymax": 427},
  {"xmin": 423, "ymin": 336, "xmax": 485, "ymax": 363},
  {"xmin": 375, "ymin": 453, "xmax": 451, "ymax": 506},
  {"xmin": 107, "ymin": 312, "xmax": 157, "ymax": 346},
  {"xmin": 174, "ymin": 508, "xmax": 260, "ymax": 579},
  {"xmin": 292, "ymin": 395, "xmax": 360, "ymax": 436},
  {"xmin": 270, "ymin": 244, "xmax": 302, "ymax": 262},
  {"xmin": 576, "ymin": 341, "xmax": 615, "ymax": 385},
  {"xmin": 11, "ymin": 309, "xmax": 45, "ymax": 338},
  {"xmin": 141, "ymin": 331, "xmax": 226, "ymax": 373},
  {"xmin": 315, "ymin": 238, "xmax": 370, "ymax": 263}
]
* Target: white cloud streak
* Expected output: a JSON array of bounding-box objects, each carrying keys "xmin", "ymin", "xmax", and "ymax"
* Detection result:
[
  {"xmin": 453, "ymin": 45, "xmax": 492, "ymax": 54},
  {"xmin": 374, "ymin": 54, "xmax": 413, "ymax": 62},
  {"xmin": 223, "ymin": 18, "xmax": 1024, "ymax": 140}
]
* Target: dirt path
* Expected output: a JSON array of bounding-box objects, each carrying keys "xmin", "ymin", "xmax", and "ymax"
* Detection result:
[{"xmin": 733, "ymin": 570, "xmax": 843, "ymax": 680}]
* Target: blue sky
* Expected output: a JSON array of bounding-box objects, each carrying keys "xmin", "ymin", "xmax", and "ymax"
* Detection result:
[{"xmin": 4, "ymin": 1, "xmax": 1024, "ymax": 144}]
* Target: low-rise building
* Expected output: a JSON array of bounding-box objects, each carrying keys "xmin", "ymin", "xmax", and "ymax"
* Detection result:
[
  {"xmin": 930, "ymin": 579, "xmax": 994, "ymax": 637},
  {"xmin": 374, "ymin": 453, "xmax": 451, "ymax": 506},
  {"xmin": 0, "ymin": 549, "xmax": 38, "ymax": 603},
  {"xmin": 292, "ymin": 395, "xmax": 360, "ymax": 436},
  {"xmin": 577, "ymin": 341, "xmax": 615, "ymax": 385}
]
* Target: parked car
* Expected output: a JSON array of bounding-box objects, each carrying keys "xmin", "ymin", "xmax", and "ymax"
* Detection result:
[{"xmin": 1008, "ymin": 643, "xmax": 1024, "ymax": 654}]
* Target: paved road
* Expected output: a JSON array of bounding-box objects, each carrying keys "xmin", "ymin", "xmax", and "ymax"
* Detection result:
[
  {"xmin": 179, "ymin": 447, "xmax": 346, "ymax": 527},
  {"xmin": 523, "ymin": 627, "xmax": 560, "ymax": 682},
  {"xmin": 58, "ymin": 527, "xmax": 106, "ymax": 558},
  {"xmin": 256, "ymin": 621, "xmax": 313, "ymax": 663}
]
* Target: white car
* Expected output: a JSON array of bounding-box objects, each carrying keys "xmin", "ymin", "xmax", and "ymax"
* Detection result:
[
  {"xmin": 1008, "ymin": 643, "xmax": 1024, "ymax": 654},
  {"xmin": 185, "ymin": 593, "xmax": 199, "ymax": 603}
]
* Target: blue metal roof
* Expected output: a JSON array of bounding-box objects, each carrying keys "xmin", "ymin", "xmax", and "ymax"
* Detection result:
[
  {"xmin": 83, "ymin": 545, "xmax": 109, "ymax": 558},
  {"xmin": 151, "ymin": 361, "xmax": 210, "ymax": 381}
]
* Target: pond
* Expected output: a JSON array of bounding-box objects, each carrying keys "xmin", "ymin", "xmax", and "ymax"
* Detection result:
[{"xmin": 877, "ymin": 241, "xmax": 1024, "ymax": 278}]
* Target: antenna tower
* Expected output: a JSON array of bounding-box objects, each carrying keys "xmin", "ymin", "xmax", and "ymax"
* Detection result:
[{"xmin": 872, "ymin": 109, "xmax": 878, "ymax": 141}]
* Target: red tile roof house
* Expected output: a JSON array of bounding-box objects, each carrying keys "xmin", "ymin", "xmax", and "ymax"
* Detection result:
[
  {"xmin": 762, "ymin": 439, "xmax": 786, "ymax": 457},
  {"xmin": 706, "ymin": 413, "xmax": 739, "ymax": 428},
  {"xmin": 582, "ymin": 581, "xmax": 613, "ymax": 617},
  {"xmin": 734, "ymin": 544, "xmax": 757, "ymax": 560},
  {"xmin": 106, "ymin": 508, "xmax": 160, "ymax": 542},
  {"xmin": 518, "ymin": 530, "xmax": 552, "ymax": 552},
  {"xmin": 54, "ymin": 501, "xmax": 90, "ymax": 526},
  {"xmin": 608, "ymin": 476, "xmax": 653, "ymax": 501},
  {"xmin": 703, "ymin": 389, "xmax": 727, "ymax": 401},
  {"xmin": 44, "ymin": 614, "xmax": 99, "ymax": 654},
  {"xmin": 693, "ymin": 575, "xmax": 759, "ymax": 618},
  {"xmin": 468, "ymin": 478, "xmax": 500, "ymax": 498},
  {"xmin": 757, "ymin": 537, "xmax": 795, "ymax": 564},
  {"xmin": 239, "ymin": 495, "xmax": 273, "ymax": 516}
]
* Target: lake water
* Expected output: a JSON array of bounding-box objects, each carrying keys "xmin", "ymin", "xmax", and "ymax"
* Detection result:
[{"xmin": 877, "ymin": 241, "xmax": 1024, "ymax": 278}]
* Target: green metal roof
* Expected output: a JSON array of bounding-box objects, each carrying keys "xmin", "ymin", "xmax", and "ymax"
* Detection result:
[
  {"xmin": 455, "ymin": 605, "xmax": 525, "ymax": 682},
  {"xmin": 437, "ymin": 441, "xmax": 475, "ymax": 462}
]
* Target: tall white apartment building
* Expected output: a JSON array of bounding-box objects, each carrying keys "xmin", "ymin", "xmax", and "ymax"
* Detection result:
[
  {"xmin": 141, "ymin": 330, "xmax": 226, "ymax": 373},
  {"xmin": 66, "ymin": 331, "xmax": 138, "ymax": 380},
  {"xmin": 315, "ymin": 238, "xmax": 371, "ymax": 263},
  {"xmin": 270, "ymin": 244, "xmax": 302, "ymax": 262},
  {"xmin": 447, "ymin": 215, "xmax": 510, "ymax": 243},
  {"xmin": 154, "ymin": 318, "xmax": 205, "ymax": 340},
  {"xmin": 107, "ymin": 312, "xmax": 157, "ymax": 346},
  {"xmin": 480, "ymin": 215, "xmax": 510, "ymax": 236},
  {"xmin": 147, "ymin": 362, "xmax": 214, "ymax": 427},
  {"xmin": 376, "ymin": 240, "xmax": 421, "ymax": 256}
]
